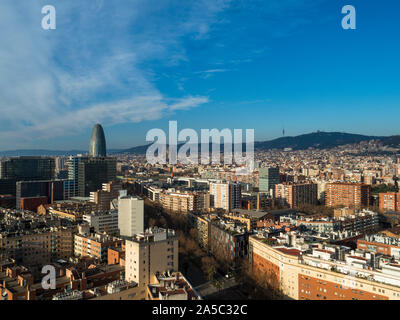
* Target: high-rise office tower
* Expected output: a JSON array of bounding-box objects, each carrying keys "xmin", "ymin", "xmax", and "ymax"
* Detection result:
[
  {"xmin": 66, "ymin": 156, "xmax": 85, "ymax": 198},
  {"xmin": 209, "ymin": 181, "xmax": 241, "ymax": 212},
  {"xmin": 0, "ymin": 157, "xmax": 56, "ymax": 196},
  {"xmin": 70, "ymin": 124, "xmax": 116, "ymax": 197},
  {"xmin": 258, "ymin": 167, "xmax": 280, "ymax": 195},
  {"xmin": 118, "ymin": 196, "xmax": 144, "ymax": 238},
  {"xmin": 77, "ymin": 157, "xmax": 116, "ymax": 197},
  {"xmin": 89, "ymin": 124, "xmax": 107, "ymax": 157},
  {"xmin": 0, "ymin": 157, "xmax": 55, "ymax": 181}
]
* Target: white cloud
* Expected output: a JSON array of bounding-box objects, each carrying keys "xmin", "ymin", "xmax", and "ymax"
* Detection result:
[
  {"xmin": 0, "ymin": 0, "xmax": 228, "ymax": 148},
  {"xmin": 196, "ymin": 68, "xmax": 229, "ymax": 79}
]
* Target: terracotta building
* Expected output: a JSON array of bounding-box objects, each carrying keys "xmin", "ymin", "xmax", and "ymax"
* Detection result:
[
  {"xmin": 379, "ymin": 192, "xmax": 400, "ymax": 213},
  {"xmin": 325, "ymin": 183, "xmax": 370, "ymax": 209},
  {"xmin": 249, "ymin": 236, "xmax": 400, "ymax": 300}
]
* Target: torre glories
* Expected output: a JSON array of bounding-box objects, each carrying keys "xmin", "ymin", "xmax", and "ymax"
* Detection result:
[
  {"xmin": 89, "ymin": 123, "xmax": 107, "ymax": 157},
  {"xmin": 67, "ymin": 124, "xmax": 117, "ymax": 198}
]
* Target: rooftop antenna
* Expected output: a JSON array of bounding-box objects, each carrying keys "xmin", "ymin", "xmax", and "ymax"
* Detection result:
[{"xmin": 282, "ymin": 128, "xmax": 285, "ymax": 136}]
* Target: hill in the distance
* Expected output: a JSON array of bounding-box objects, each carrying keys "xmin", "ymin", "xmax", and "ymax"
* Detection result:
[
  {"xmin": 120, "ymin": 131, "xmax": 390, "ymax": 154},
  {"xmin": 1, "ymin": 132, "xmax": 399, "ymax": 157},
  {"xmin": 253, "ymin": 132, "xmax": 382, "ymax": 151}
]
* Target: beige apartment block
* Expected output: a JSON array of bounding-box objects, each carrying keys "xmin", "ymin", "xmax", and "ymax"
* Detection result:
[
  {"xmin": 125, "ymin": 228, "xmax": 178, "ymax": 287},
  {"xmin": 0, "ymin": 227, "xmax": 73, "ymax": 267}
]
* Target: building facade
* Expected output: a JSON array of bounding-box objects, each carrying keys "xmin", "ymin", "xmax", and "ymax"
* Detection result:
[
  {"xmin": 249, "ymin": 236, "xmax": 400, "ymax": 300},
  {"xmin": 258, "ymin": 167, "xmax": 280, "ymax": 194},
  {"xmin": 89, "ymin": 124, "xmax": 107, "ymax": 157},
  {"xmin": 90, "ymin": 181, "xmax": 123, "ymax": 211},
  {"xmin": 118, "ymin": 196, "xmax": 144, "ymax": 238},
  {"xmin": 275, "ymin": 182, "xmax": 318, "ymax": 208},
  {"xmin": 74, "ymin": 231, "xmax": 122, "ymax": 263},
  {"xmin": 325, "ymin": 183, "xmax": 370, "ymax": 209},
  {"xmin": 0, "ymin": 157, "xmax": 55, "ymax": 181},
  {"xmin": 379, "ymin": 192, "xmax": 400, "ymax": 213},
  {"xmin": 16, "ymin": 180, "xmax": 65, "ymax": 210},
  {"xmin": 210, "ymin": 219, "xmax": 248, "ymax": 270},
  {"xmin": 209, "ymin": 182, "xmax": 241, "ymax": 212},
  {"xmin": 83, "ymin": 211, "xmax": 119, "ymax": 235},
  {"xmin": 0, "ymin": 227, "xmax": 73, "ymax": 267},
  {"xmin": 77, "ymin": 157, "xmax": 117, "ymax": 197},
  {"xmin": 125, "ymin": 228, "xmax": 179, "ymax": 287}
]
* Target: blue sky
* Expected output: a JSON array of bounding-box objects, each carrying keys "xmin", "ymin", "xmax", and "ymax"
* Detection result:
[{"xmin": 0, "ymin": 0, "xmax": 399, "ymax": 151}]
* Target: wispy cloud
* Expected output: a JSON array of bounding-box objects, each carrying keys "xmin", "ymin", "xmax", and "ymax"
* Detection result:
[
  {"xmin": 0, "ymin": 0, "xmax": 229, "ymax": 148},
  {"xmin": 196, "ymin": 68, "xmax": 229, "ymax": 79},
  {"xmin": 0, "ymin": 0, "xmax": 332, "ymax": 149}
]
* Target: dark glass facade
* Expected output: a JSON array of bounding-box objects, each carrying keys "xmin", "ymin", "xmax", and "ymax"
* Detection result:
[
  {"xmin": 258, "ymin": 167, "xmax": 280, "ymax": 193},
  {"xmin": 0, "ymin": 157, "xmax": 55, "ymax": 181},
  {"xmin": 0, "ymin": 179, "xmax": 16, "ymax": 196},
  {"xmin": 78, "ymin": 157, "xmax": 116, "ymax": 197},
  {"xmin": 16, "ymin": 180, "xmax": 65, "ymax": 209}
]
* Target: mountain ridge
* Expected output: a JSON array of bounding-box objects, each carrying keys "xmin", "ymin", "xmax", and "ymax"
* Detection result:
[
  {"xmin": 120, "ymin": 131, "xmax": 395, "ymax": 154},
  {"xmin": 1, "ymin": 132, "xmax": 399, "ymax": 157}
]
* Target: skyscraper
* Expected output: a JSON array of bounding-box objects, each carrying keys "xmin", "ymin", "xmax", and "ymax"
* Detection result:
[
  {"xmin": 69, "ymin": 124, "xmax": 116, "ymax": 197},
  {"xmin": 0, "ymin": 157, "xmax": 56, "ymax": 196},
  {"xmin": 89, "ymin": 124, "xmax": 107, "ymax": 157},
  {"xmin": 258, "ymin": 167, "xmax": 280, "ymax": 195},
  {"xmin": 65, "ymin": 155, "xmax": 85, "ymax": 198},
  {"xmin": 77, "ymin": 157, "xmax": 116, "ymax": 197},
  {"xmin": 0, "ymin": 157, "xmax": 55, "ymax": 181}
]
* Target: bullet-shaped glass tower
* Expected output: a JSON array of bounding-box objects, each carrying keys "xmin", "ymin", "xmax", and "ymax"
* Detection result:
[{"xmin": 89, "ymin": 124, "xmax": 107, "ymax": 157}]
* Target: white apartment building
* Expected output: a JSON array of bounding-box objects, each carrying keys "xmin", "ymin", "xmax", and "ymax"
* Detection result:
[
  {"xmin": 125, "ymin": 227, "xmax": 179, "ymax": 287},
  {"xmin": 118, "ymin": 196, "xmax": 144, "ymax": 238}
]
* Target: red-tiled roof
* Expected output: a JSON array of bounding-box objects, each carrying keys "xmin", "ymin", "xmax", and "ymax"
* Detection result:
[{"xmin": 276, "ymin": 248, "xmax": 302, "ymax": 257}]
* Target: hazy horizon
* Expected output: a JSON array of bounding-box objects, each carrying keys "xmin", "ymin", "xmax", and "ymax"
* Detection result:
[{"xmin": 0, "ymin": 129, "xmax": 397, "ymax": 152}]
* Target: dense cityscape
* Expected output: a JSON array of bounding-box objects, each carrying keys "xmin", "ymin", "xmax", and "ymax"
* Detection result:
[
  {"xmin": 2, "ymin": 124, "xmax": 400, "ymax": 301},
  {"xmin": 2, "ymin": 0, "xmax": 400, "ymax": 313}
]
